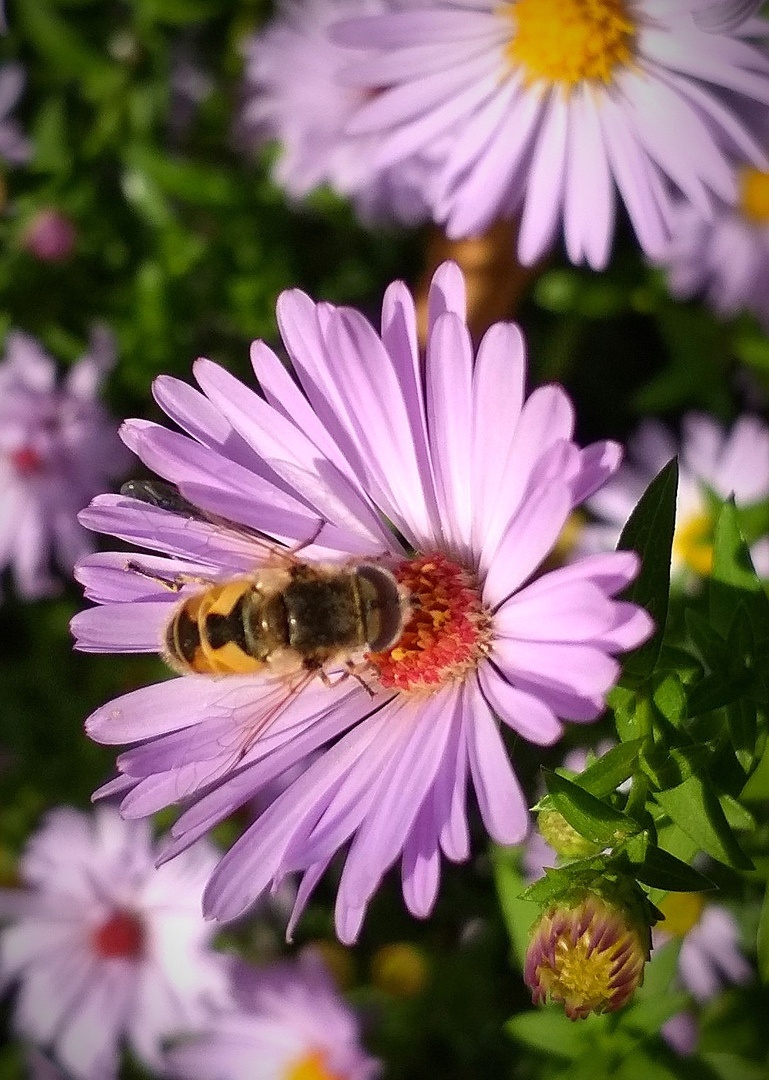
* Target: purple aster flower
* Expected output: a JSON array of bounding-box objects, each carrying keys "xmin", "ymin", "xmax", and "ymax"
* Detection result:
[
  {"xmin": 658, "ymin": 139, "xmax": 769, "ymax": 331},
  {"xmin": 0, "ymin": 328, "xmax": 129, "ymax": 599},
  {"xmin": 164, "ymin": 953, "xmax": 379, "ymax": 1080},
  {"xmin": 581, "ymin": 412, "xmax": 769, "ymax": 581},
  {"xmin": 332, "ymin": 1, "xmax": 769, "ymax": 269},
  {"xmin": 239, "ymin": 0, "xmax": 436, "ymax": 225},
  {"xmin": 72, "ymin": 261, "xmax": 653, "ymax": 943},
  {"xmin": 0, "ymin": 62, "xmax": 32, "ymax": 166},
  {"xmin": 655, "ymin": 894, "xmax": 752, "ymax": 1052},
  {"xmin": 0, "ymin": 807, "xmax": 230, "ymax": 1080},
  {"xmin": 690, "ymin": 0, "xmax": 763, "ymax": 31}
]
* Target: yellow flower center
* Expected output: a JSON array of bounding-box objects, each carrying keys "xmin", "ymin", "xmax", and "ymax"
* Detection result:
[
  {"xmin": 738, "ymin": 166, "xmax": 769, "ymax": 225},
  {"xmin": 672, "ymin": 511, "xmax": 714, "ymax": 576},
  {"xmin": 368, "ymin": 553, "xmax": 490, "ymax": 693},
  {"xmin": 285, "ymin": 1050, "xmax": 343, "ymax": 1080},
  {"xmin": 502, "ymin": 0, "xmax": 637, "ymax": 89},
  {"xmin": 657, "ymin": 891, "xmax": 705, "ymax": 937}
]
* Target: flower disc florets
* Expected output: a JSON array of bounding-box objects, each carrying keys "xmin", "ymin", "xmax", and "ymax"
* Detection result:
[
  {"xmin": 504, "ymin": 0, "xmax": 636, "ymax": 89},
  {"xmin": 369, "ymin": 553, "xmax": 490, "ymax": 692}
]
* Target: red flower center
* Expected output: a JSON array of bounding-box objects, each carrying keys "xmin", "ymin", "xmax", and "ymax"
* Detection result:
[
  {"xmin": 368, "ymin": 552, "xmax": 490, "ymax": 693},
  {"xmin": 92, "ymin": 910, "xmax": 145, "ymax": 959},
  {"xmin": 10, "ymin": 446, "xmax": 44, "ymax": 476}
]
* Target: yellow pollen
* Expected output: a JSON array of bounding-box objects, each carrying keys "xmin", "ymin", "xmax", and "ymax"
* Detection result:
[
  {"xmin": 738, "ymin": 166, "xmax": 769, "ymax": 225},
  {"xmin": 285, "ymin": 1050, "xmax": 343, "ymax": 1080},
  {"xmin": 368, "ymin": 553, "xmax": 490, "ymax": 693},
  {"xmin": 657, "ymin": 892, "xmax": 705, "ymax": 937},
  {"xmin": 502, "ymin": 0, "xmax": 636, "ymax": 89},
  {"xmin": 672, "ymin": 511, "xmax": 714, "ymax": 576}
]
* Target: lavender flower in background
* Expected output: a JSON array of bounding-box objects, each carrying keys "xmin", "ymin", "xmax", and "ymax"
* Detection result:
[
  {"xmin": 332, "ymin": 1, "xmax": 769, "ymax": 269},
  {"xmin": 165, "ymin": 953, "xmax": 379, "ymax": 1080},
  {"xmin": 0, "ymin": 806, "xmax": 230, "ymax": 1080},
  {"xmin": 580, "ymin": 413, "xmax": 769, "ymax": 581},
  {"xmin": 72, "ymin": 261, "xmax": 652, "ymax": 943},
  {"xmin": 658, "ymin": 153, "xmax": 769, "ymax": 332},
  {"xmin": 22, "ymin": 209, "xmax": 77, "ymax": 263},
  {"xmin": 0, "ymin": 328, "xmax": 129, "ymax": 600},
  {"xmin": 0, "ymin": 62, "xmax": 32, "ymax": 166},
  {"xmin": 690, "ymin": 0, "xmax": 763, "ymax": 31},
  {"xmin": 655, "ymin": 894, "xmax": 752, "ymax": 1054},
  {"xmin": 238, "ymin": 0, "xmax": 435, "ymax": 225}
]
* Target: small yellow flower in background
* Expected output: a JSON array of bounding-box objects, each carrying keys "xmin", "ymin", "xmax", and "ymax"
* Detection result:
[{"xmin": 370, "ymin": 942, "xmax": 430, "ymax": 999}]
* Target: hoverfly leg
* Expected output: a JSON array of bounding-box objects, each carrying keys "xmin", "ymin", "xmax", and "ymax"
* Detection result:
[
  {"xmin": 285, "ymin": 517, "xmax": 325, "ymax": 558},
  {"xmin": 319, "ymin": 662, "xmax": 376, "ymax": 698},
  {"xmin": 124, "ymin": 560, "xmax": 210, "ymax": 593}
]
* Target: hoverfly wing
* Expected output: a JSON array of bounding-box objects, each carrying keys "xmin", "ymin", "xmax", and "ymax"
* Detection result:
[
  {"xmin": 120, "ymin": 479, "xmax": 202, "ymax": 518},
  {"xmin": 120, "ymin": 478, "xmax": 299, "ymax": 565}
]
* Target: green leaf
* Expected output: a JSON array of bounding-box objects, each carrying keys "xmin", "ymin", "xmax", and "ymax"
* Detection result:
[
  {"xmin": 505, "ymin": 1010, "xmax": 593, "ymax": 1059},
  {"xmin": 737, "ymin": 495, "xmax": 769, "ymax": 546},
  {"xmin": 543, "ymin": 770, "xmax": 641, "ymax": 847},
  {"xmin": 654, "ymin": 775, "xmax": 753, "ymax": 871},
  {"xmin": 491, "ymin": 847, "xmax": 537, "ymax": 967},
  {"xmin": 617, "ymin": 459, "xmax": 679, "ymax": 682},
  {"xmin": 701, "ymin": 1055, "xmax": 769, "ymax": 1080},
  {"xmin": 621, "ymin": 990, "xmax": 691, "ymax": 1036},
  {"xmin": 631, "ymin": 846, "xmax": 713, "ymax": 892},
  {"xmin": 576, "ymin": 739, "xmax": 645, "ymax": 797},
  {"xmin": 710, "ymin": 500, "xmax": 769, "ymax": 639}
]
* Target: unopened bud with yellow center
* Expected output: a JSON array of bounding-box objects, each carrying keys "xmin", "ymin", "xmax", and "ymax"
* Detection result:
[
  {"xmin": 524, "ymin": 888, "xmax": 651, "ymax": 1019},
  {"xmin": 370, "ymin": 942, "xmax": 429, "ymax": 998},
  {"xmin": 537, "ymin": 809, "xmax": 603, "ymax": 860}
]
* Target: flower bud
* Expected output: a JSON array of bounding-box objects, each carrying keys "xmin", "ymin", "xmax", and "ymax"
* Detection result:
[
  {"xmin": 537, "ymin": 808, "xmax": 602, "ymax": 859},
  {"xmin": 524, "ymin": 887, "xmax": 651, "ymax": 1019}
]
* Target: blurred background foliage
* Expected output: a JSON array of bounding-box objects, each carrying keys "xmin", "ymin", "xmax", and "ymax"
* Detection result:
[{"xmin": 0, "ymin": 1, "xmax": 768, "ymax": 1078}]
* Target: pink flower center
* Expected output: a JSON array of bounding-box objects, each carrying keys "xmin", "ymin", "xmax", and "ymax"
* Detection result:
[
  {"xmin": 10, "ymin": 446, "xmax": 44, "ymax": 476},
  {"xmin": 368, "ymin": 553, "xmax": 490, "ymax": 693},
  {"xmin": 503, "ymin": 0, "xmax": 636, "ymax": 89},
  {"xmin": 92, "ymin": 910, "xmax": 145, "ymax": 959}
]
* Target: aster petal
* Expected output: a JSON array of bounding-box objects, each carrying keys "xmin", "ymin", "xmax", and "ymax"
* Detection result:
[
  {"xmin": 495, "ymin": 579, "xmax": 624, "ymax": 643},
  {"xmin": 470, "ymin": 321, "xmax": 526, "ymax": 555},
  {"xmin": 478, "ymin": 384, "xmax": 575, "ymax": 575},
  {"xmin": 401, "ymin": 801, "xmax": 441, "ymax": 918},
  {"xmin": 564, "ymin": 85, "xmax": 615, "ymax": 270},
  {"xmin": 482, "ymin": 480, "xmax": 572, "ymax": 608},
  {"xmin": 518, "ymin": 91, "xmax": 568, "ymax": 266},
  {"xmin": 425, "ymin": 311, "xmax": 474, "ymax": 554},
  {"xmin": 121, "ymin": 420, "xmax": 326, "ymax": 546},
  {"xmin": 71, "ymin": 600, "xmax": 172, "ymax": 653},
  {"xmin": 465, "ymin": 685, "xmax": 528, "ymax": 845},
  {"xmin": 333, "ymin": 10, "xmax": 500, "ymax": 50},
  {"xmin": 426, "ymin": 257, "xmax": 468, "ymax": 323},
  {"xmin": 477, "ymin": 663, "xmax": 562, "ymax": 746},
  {"xmin": 321, "ymin": 306, "xmax": 434, "ymax": 547},
  {"xmin": 192, "ymin": 358, "xmax": 393, "ymax": 548},
  {"xmin": 74, "ymin": 551, "xmax": 218, "ymax": 604},
  {"xmin": 333, "ymin": 692, "xmax": 455, "ymax": 914},
  {"xmin": 492, "ymin": 639, "xmax": 619, "ymax": 721},
  {"xmin": 432, "ymin": 701, "xmax": 470, "ymax": 862},
  {"xmin": 85, "ymin": 677, "xmax": 228, "ymax": 744},
  {"xmin": 56, "ymin": 967, "xmax": 131, "ymax": 1080}
]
